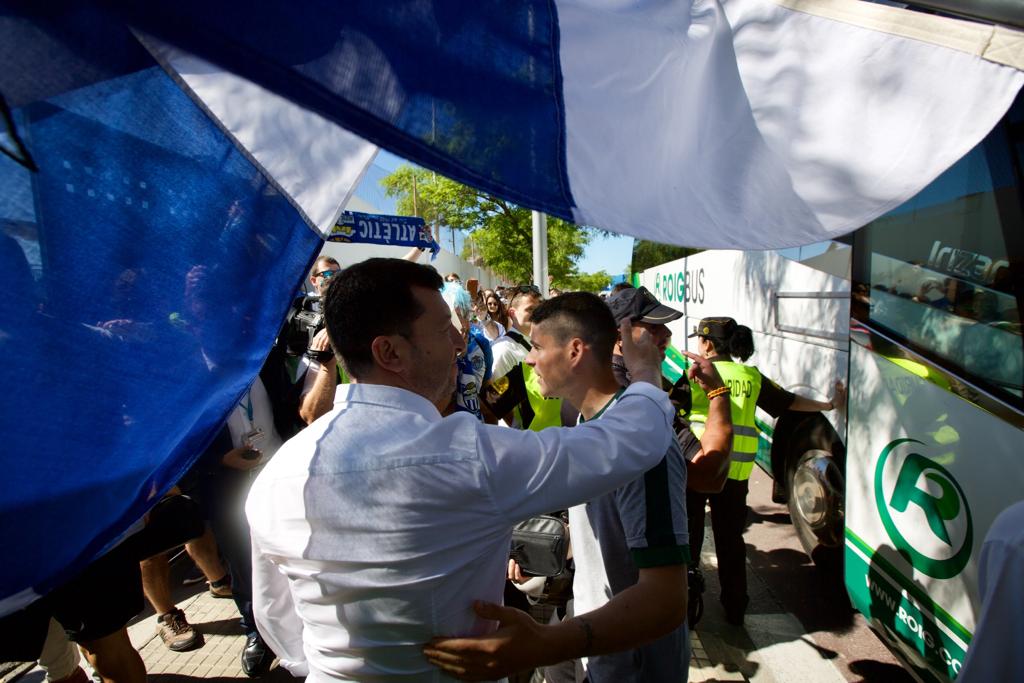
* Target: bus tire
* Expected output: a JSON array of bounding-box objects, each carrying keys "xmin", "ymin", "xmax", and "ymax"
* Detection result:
[{"xmin": 784, "ymin": 418, "xmax": 845, "ymax": 565}]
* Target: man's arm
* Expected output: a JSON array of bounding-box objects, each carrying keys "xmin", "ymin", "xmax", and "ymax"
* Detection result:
[
  {"xmin": 298, "ymin": 328, "xmax": 337, "ymax": 425},
  {"xmin": 423, "ymin": 564, "xmax": 687, "ymax": 680},
  {"xmin": 489, "ymin": 339, "xmax": 521, "ymax": 382},
  {"xmin": 789, "ymin": 380, "xmax": 846, "ymax": 413},
  {"xmin": 481, "ymin": 321, "xmax": 674, "ymax": 519},
  {"xmin": 681, "ymin": 351, "xmax": 733, "ymax": 493},
  {"xmin": 249, "ymin": 534, "xmax": 309, "ymax": 677}
]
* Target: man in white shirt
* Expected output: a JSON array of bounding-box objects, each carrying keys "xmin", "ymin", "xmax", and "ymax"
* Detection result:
[
  {"xmin": 489, "ymin": 285, "xmax": 542, "ymax": 382},
  {"xmin": 246, "ymin": 258, "xmax": 675, "ymax": 681}
]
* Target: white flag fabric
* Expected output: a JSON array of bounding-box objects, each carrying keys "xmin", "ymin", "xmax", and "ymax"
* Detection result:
[{"xmin": 560, "ymin": 0, "xmax": 1024, "ymax": 248}]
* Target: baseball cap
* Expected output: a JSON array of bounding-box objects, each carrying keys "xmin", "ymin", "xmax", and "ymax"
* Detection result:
[
  {"xmin": 607, "ymin": 286, "xmax": 683, "ymax": 325},
  {"xmin": 687, "ymin": 317, "xmax": 737, "ymax": 339}
]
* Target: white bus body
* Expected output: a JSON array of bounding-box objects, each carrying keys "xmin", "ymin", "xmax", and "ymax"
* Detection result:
[{"xmin": 635, "ymin": 94, "xmax": 1024, "ymax": 682}]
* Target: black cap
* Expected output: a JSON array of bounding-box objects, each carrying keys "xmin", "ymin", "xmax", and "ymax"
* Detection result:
[
  {"xmin": 607, "ymin": 286, "xmax": 683, "ymax": 325},
  {"xmin": 687, "ymin": 317, "xmax": 737, "ymax": 339}
]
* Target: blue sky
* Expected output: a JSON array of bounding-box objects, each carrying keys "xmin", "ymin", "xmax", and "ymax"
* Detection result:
[{"xmin": 354, "ymin": 151, "xmax": 633, "ymax": 276}]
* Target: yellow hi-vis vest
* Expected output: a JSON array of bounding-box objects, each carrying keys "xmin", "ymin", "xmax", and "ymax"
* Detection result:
[
  {"xmin": 513, "ymin": 363, "xmax": 564, "ymax": 431},
  {"xmin": 690, "ymin": 361, "xmax": 762, "ymax": 481}
]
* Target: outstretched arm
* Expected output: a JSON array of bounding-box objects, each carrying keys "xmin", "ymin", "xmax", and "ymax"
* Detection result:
[
  {"xmin": 790, "ymin": 380, "xmax": 846, "ymax": 412},
  {"xmin": 423, "ymin": 564, "xmax": 687, "ymax": 680},
  {"xmin": 683, "ymin": 350, "xmax": 733, "ymax": 493}
]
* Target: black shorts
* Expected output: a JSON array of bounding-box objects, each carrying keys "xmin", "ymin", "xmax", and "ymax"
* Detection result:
[{"xmin": 0, "ymin": 537, "xmax": 143, "ymax": 661}]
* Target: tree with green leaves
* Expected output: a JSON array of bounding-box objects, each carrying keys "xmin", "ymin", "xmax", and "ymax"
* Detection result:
[
  {"xmin": 380, "ymin": 165, "xmax": 600, "ymax": 285},
  {"xmin": 630, "ymin": 240, "xmax": 702, "ymax": 275},
  {"xmin": 557, "ymin": 270, "xmax": 612, "ymax": 293}
]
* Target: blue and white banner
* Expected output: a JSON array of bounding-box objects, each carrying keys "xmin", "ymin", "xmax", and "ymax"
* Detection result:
[
  {"xmin": 329, "ymin": 211, "xmax": 440, "ymax": 258},
  {"xmin": 107, "ymin": 0, "xmax": 1022, "ymax": 249},
  {"xmin": 2, "ymin": 0, "xmax": 1024, "ymax": 613}
]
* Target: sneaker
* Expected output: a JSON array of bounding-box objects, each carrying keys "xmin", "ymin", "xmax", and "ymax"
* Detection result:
[
  {"xmin": 157, "ymin": 608, "xmax": 203, "ymax": 651},
  {"xmin": 182, "ymin": 567, "xmax": 206, "ymax": 586},
  {"xmin": 209, "ymin": 581, "xmax": 233, "ymax": 599}
]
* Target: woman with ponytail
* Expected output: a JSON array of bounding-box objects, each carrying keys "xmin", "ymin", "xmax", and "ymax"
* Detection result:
[{"xmin": 686, "ymin": 317, "xmax": 845, "ymax": 625}]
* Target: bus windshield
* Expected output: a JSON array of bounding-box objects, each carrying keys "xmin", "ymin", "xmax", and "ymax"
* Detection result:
[{"xmin": 853, "ymin": 95, "xmax": 1024, "ymax": 404}]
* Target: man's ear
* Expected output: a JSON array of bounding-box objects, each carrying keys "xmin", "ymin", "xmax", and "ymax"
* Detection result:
[
  {"xmin": 370, "ymin": 334, "xmax": 408, "ymax": 374},
  {"xmin": 568, "ymin": 338, "xmax": 586, "ymax": 366}
]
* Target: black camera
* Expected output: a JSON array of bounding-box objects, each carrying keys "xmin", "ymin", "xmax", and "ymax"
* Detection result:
[{"xmin": 283, "ymin": 295, "xmax": 331, "ymax": 361}]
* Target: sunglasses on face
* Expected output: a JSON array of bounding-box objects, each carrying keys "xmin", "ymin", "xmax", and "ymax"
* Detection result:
[{"xmin": 316, "ymin": 270, "xmax": 339, "ymax": 280}]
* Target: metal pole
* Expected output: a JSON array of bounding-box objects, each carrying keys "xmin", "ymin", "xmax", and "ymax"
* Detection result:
[{"xmin": 532, "ymin": 210, "xmax": 548, "ymax": 293}]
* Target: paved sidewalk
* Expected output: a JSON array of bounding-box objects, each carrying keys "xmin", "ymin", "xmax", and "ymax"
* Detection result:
[
  {"xmin": 11, "ymin": 558, "xmax": 292, "ymax": 683},
  {"xmin": 7, "ymin": 513, "xmax": 847, "ymax": 683},
  {"xmin": 686, "ymin": 523, "xmax": 847, "ymax": 683}
]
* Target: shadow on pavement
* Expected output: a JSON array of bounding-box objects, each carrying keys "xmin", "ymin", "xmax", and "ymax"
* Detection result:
[
  {"xmin": 848, "ymin": 659, "xmax": 916, "ymax": 682},
  {"xmin": 745, "ymin": 544, "xmax": 855, "ymax": 634},
  {"xmin": 193, "ymin": 617, "xmax": 246, "ymax": 636}
]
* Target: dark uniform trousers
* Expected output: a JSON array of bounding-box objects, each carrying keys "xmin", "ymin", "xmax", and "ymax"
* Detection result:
[{"xmin": 686, "ymin": 478, "xmax": 751, "ymax": 621}]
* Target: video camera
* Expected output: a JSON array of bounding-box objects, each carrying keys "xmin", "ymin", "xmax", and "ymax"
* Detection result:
[{"xmin": 282, "ymin": 295, "xmax": 333, "ymax": 362}]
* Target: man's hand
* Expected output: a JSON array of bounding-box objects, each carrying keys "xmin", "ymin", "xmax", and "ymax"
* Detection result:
[
  {"xmin": 222, "ymin": 445, "xmax": 262, "ymax": 471},
  {"xmin": 831, "ymin": 380, "xmax": 847, "ymax": 411},
  {"xmin": 423, "ymin": 601, "xmax": 553, "ymax": 681},
  {"xmin": 682, "ymin": 350, "xmax": 725, "ymax": 393},
  {"xmin": 619, "ymin": 319, "xmax": 662, "ymax": 387},
  {"xmin": 508, "ymin": 559, "xmax": 528, "ymax": 584},
  {"xmin": 308, "ymin": 328, "xmax": 335, "ymax": 363}
]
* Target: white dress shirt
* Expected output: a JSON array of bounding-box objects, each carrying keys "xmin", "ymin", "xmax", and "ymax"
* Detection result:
[
  {"xmin": 489, "ymin": 328, "xmax": 530, "ymax": 381},
  {"xmin": 246, "ymin": 381, "xmax": 672, "ymax": 682}
]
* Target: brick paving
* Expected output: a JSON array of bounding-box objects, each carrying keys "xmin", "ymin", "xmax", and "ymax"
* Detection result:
[
  {"xmin": 134, "ymin": 587, "xmax": 265, "ymax": 680},
  {"xmin": 7, "ymin": 538, "xmax": 771, "ymax": 683}
]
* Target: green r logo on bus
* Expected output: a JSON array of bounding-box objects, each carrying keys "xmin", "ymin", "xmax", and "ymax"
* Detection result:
[{"xmin": 875, "ymin": 438, "xmax": 973, "ymax": 579}]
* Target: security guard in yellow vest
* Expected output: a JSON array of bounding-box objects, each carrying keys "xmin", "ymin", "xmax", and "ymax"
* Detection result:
[{"xmin": 687, "ymin": 317, "xmax": 844, "ymax": 625}]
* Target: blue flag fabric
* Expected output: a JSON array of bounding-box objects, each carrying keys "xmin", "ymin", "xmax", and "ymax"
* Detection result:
[
  {"xmin": 3, "ymin": 0, "xmax": 1024, "ymax": 613},
  {"xmin": 101, "ymin": 0, "xmax": 1022, "ymax": 249},
  {"xmin": 330, "ymin": 211, "xmax": 440, "ymax": 258},
  {"xmin": 0, "ymin": 6, "xmax": 322, "ymax": 611}
]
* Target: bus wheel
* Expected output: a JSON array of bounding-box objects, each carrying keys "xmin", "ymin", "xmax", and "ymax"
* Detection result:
[{"xmin": 787, "ymin": 448, "xmax": 844, "ymax": 564}]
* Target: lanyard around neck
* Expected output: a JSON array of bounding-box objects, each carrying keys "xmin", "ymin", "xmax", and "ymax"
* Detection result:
[{"xmin": 239, "ymin": 391, "xmax": 253, "ymax": 422}]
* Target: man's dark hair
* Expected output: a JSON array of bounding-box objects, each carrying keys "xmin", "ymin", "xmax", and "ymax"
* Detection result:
[
  {"xmin": 509, "ymin": 285, "xmax": 542, "ymax": 312},
  {"xmin": 610, "ymin": 282, "xmax": 634, "ymax": 294},
  {"xmin": 530, "ymin": 292, "xmax": 617, "ymax": 364},
  {"xmin": 310, "ymin": 255, "xmax": 340, "ymax": 279},
  {"xmin": 324, "ymin": 258, "xmax": 443, "ymax": 378}
]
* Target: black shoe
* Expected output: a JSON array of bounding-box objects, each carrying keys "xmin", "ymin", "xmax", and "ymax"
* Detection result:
[
  {"xmin": 724, "ymin": 609, "xmax": 745, "ymax": 626},
  {"xmin": 241, "ymin": 633, "xmax": 274, "ymax": 677},
  {"xmin": 722, "ymin": 596, "xmax": 749, "ymax": 626}
]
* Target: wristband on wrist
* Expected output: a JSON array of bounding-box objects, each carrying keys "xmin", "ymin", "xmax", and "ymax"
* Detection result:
[{"xmin": 706, "ymin": 385, "xmax": 731, "ymax": 400}]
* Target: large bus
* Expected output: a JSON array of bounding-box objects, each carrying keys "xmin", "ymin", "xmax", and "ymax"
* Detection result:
[{"xmin": 633, "ymin": 85, "xmax": 1024, "ymax": 681}]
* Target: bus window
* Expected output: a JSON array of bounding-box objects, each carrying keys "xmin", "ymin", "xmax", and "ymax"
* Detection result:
[{"xmin": 853, "ymin": 97, "xmax": 1024, "ymax": 404}]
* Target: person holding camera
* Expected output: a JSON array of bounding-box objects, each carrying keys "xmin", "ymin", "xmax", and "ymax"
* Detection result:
[{"xmin": 295, "ymin": 256, "xmax": 345, "ymax": 426}]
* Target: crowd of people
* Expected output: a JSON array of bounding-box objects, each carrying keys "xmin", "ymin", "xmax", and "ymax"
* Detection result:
[{"xmin": 3, "ymin": 253, "xmax": 856, "ymax": 683}]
